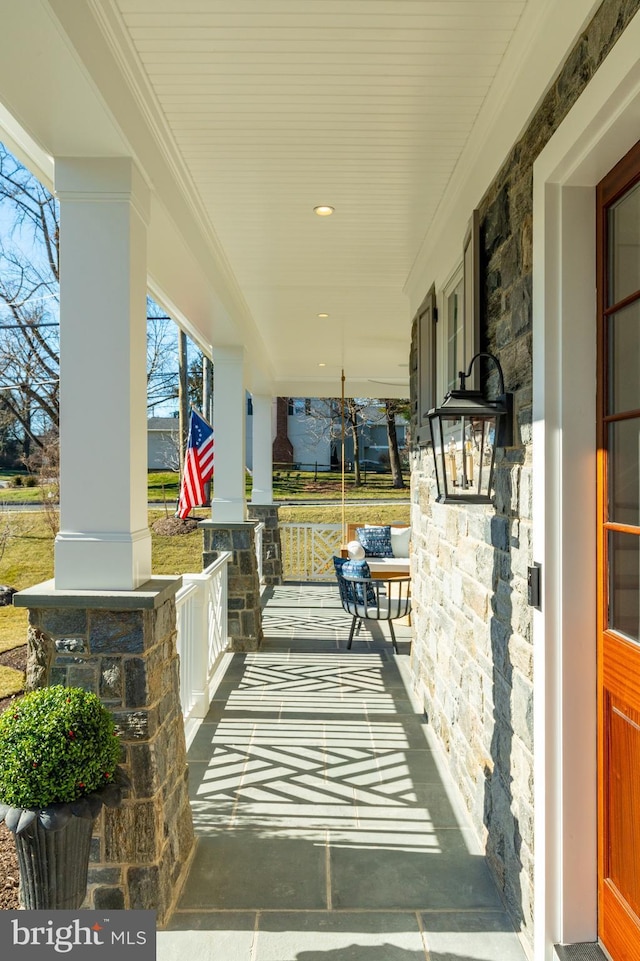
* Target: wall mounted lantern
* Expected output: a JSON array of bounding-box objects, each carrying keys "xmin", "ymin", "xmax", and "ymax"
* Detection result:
[{"xmin": 427, "ymin": 352, "xmax": 513, "ymax": 504}]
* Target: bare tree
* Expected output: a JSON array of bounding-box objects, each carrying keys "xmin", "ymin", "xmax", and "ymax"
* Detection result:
[
  {"xmin": 146, "ymin": 298, "xmax": 179, "ymax": 413},
  {"xmin": 343, "ymin": 398, "xmax": 368, "ymax": 487},
  {"xmin": 287, "ymin": 397, "xmax": 370, "ymax": 486},
  {"xmin": 383, "ymin": 399, "xmax": 408, "ymax": 489},
  {"xmin": 0, "ymin": 147, "xmax": 186, "ymax": 466},
  {"xmin": 0, "ymin": 144, "xmax": 59, "ymax": 457},
  {"xmin": 23, "ymin": 431, "xmax": 60, "ymax": 536}
]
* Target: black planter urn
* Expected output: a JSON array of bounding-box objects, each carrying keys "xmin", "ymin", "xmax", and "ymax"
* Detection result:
[
  {"xmin": 14, "ymin": 814, "xmax": 94, "ymax": 910},
  {"xmin": 0, "ymin": 776, "xmax": 126, "ymax": 910}
]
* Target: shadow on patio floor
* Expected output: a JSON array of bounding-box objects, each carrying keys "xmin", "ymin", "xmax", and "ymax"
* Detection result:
[{"xmin": 160, "ymin": 582, "xmax": 527, "ymax": 961}]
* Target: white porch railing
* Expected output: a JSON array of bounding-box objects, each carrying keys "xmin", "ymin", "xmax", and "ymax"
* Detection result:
[
  {"xmin": 254, "ymin": 520, "xmax": 265, "ymax": 583},
  {"xmin": 176, "ymin": 551, "xmax": 231, "ymax": 721},
  {"xmin": 280, "ymin": 523, "xmax": 343, "ymax": 580}
]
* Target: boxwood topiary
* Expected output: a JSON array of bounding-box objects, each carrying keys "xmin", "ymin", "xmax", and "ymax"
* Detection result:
[{"xmin": 0, "ymin": 686, "xmax": 120, "ymax": 809}]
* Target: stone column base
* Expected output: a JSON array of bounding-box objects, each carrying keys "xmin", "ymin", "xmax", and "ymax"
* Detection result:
[
  {"xmin": 14, "ymin": 577, "xmax": 195, "ymax": 923},
  {"xmin": 200, "ymin": 521, "xmax": 264, "ymax": 651},
  {"xmin": 247, "ymin": 504, "xmax": 283, "ymax": 586}
]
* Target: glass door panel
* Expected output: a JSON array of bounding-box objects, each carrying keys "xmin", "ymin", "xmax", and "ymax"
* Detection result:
[
  {"xmin": 607, "ymin": 301, "xmax": 640, "ymax": 415},
  {"xmin": 608, "ymin": 531, "xmax": 640, "ymax": 643},
  {"xmin": 608, "ymin": 419, "xmax": 640, "ymax": 526},
  {"xmin": 608, "ymin": 180, "xmax": 640, "ymax": 306}
]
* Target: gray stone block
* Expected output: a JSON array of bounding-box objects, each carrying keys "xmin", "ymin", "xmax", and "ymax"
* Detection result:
[
  {"xmin": 124, "ymin": 657, "xmax": 148, "ymax": 708},
  {"xmin": 67, "ymin": 663, "xmax": 99, "ymax": 693},
  {"xmin": 41, "ymin": 608, "xmax": 87, "ymax": 636},
  {"xmin": 100, "ymin": 658, "xmax": 123, "ymax": 699},
  {"xmin": 92, "ymin": 887, "xmax": 125, "ymax": 910},
  {"xmin": 54, "ymin": 638, "xmax": 86, "ymax": 652},
  {"xmin": 127, "ymin": 864, "xmax": 160, "ymax": 911},
  {"xmin": 88, "ymin": 866, "xmax": 123, "ymax": 886},
  {"xmin": 210, "ymin": 530, "xmax": 233, "ymax": 551},
  {"xmin": 89, "ymin": 610, "xmax": 145, "ymax": 654},
  {"xmin": 49, "ymin": 667, "xmax": 67, "ymax": 686},
  {"xmin": 112, "ymin": 708, "xmax": 156, "ymax": 741},
  {"xmin": 231, "ymin": 528, "xmax": 251, "ymax": 550},
  {"xmin": 89, "ymin": 837, "xmax": 101, "ymax": 863}
]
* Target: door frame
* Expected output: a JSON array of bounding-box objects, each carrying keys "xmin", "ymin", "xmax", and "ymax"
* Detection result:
[{"xmin": 532, "ymin": 11, "xmax": 640, "ymax": 960}]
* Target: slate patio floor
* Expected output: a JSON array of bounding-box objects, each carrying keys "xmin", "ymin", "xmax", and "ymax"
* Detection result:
[{"xmin": 158, "ymin": 582, "xmax": 529, "ymax": 961}]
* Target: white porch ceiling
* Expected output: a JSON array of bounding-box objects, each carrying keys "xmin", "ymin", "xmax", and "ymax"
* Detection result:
[
  {"xmin": 117, "ymin": 0, "xmax": 526, "ymax": 398},
  {"xmin": 0, "ymin": 1, "xmax": 598, "ymax": 399}
]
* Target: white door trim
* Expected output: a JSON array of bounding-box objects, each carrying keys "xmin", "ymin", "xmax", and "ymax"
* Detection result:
[{"xmin": 532, "ymin": 10, "xmax": 640, "ymax": 959}]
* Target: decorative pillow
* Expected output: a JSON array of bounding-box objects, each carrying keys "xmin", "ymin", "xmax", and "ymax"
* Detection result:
[
  {"xmin": 390, "ymin": 526, "xmax": 411, "ymax": 558},
  {"xmin": 333, "ymin": 555, "xmax": 376, "ymax": 605},
  {"xmin": 356, "ymin": 526, "xmax": 393, "ymax": 558}
]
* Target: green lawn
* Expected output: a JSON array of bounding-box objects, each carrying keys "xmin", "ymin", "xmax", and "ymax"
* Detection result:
[
  {"xmin": 277, "ymin": 504, "xmax": 410, "ymax": 525},
  {"xmin": 0, "ymin": 469, "xmax": 409, "ymax": 504}
]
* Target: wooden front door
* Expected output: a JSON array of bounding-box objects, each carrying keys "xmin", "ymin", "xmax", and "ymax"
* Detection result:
[{"xmin": 598, "ymin": 139, "xmax": 640, "ymax": 961}]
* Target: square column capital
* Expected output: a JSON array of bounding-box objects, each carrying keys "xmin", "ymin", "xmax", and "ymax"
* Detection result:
[
  {"xmin": 55, "ymin": 157, "xmax": 150, "ymax": 225},
  {"xmin": 212, "ymin": 345, "xmax": 245, "ymax": 369}
]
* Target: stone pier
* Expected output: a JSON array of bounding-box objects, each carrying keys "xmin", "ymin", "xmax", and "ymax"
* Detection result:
[
  {"xmin": 200, "ymin": 521, "xmax": 264, "ymax": 651},
  {"xmin": 13, "ymin": 577, "xmax": 194, "ymax": 922},
  {"xmin": 247, "ymin": 504, "xmax": 283, "ymax": 586}
]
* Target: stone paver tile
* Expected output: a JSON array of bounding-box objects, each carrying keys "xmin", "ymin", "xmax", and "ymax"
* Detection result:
[
  {"xmin": 158, "ymin": 913, "xmax": 256, "ymax": 961},
  {"xmin": 330, "ymin": 843, "xmax": 503, "ymax": 912},
  {"xmin": 368, "ymin": 720, "xmax": 431, "ymax": 751},
  {"xmin": 187, "ymin": 723, "xmax": 221, "ymax": 760},
  {"xmin": 232, "ymin": 800, "xmax": 359, "ymax": 829},
  {"xmin": 366, "ymin": 749, "xmax": 442, "ymax": 786},
  {"xmin": 178, "ymin": 835, "xmax": 327, "ymax": 911},
  {"xmin": 421, "ymin": 910, "xmax": 528, "ymax": 961},
  {"xmin": 254, "ymin": 912, "xmax": 427, "ymax": 961},
  {"xmin": 188, "ymin": 757, "xmax": 248, "ymax": 800},
  {"xmin": 352, "ymin": 783, "xmax": 465, "ymax": 829},
  {"xmin": 189, "ymin": 800, "xmax": 237, "ymax": 834}
]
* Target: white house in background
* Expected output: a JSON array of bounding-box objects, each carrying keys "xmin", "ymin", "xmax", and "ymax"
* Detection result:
[
  {"xmin": 147, "ymin": 417, "xmax": 180, "ymax": 470},
  {"xmin": 276, "ymin": 399, "xmax": 408, "ymax": 471},
  {"xmin": 153, "ymin": 400, "xmax": 408, "ymax": 472}
]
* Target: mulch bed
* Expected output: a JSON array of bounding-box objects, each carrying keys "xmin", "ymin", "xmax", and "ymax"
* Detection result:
[
  {"xmin": 0, "ymin": 824, "xmax": 19, "ymax": 909},
  {"xmin": 0, "ymin": 644, "xmax": 27, "ymax": 714},
  {"xmin": 0, "ymin": 643, "xmax": 25, "ymax": 909},
  {"xmin": 151, "ymin": 516, "xmax": 199, "ymax": 536}
]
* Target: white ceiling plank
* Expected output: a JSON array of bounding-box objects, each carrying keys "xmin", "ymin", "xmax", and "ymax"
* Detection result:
[{"xmin": 101, "ymin": 0, "xmax": 531, "ymax": 391}]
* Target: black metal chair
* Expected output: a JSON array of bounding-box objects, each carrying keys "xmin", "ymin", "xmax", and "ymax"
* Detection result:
[{"xmin": 335, "ymin": 570, "xmax": 411, "ymax": 653}]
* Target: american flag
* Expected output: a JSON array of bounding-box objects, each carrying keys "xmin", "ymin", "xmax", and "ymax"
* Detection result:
[{"xmin": 176, "ymin": 408, "xmax": 214, "ymax": 519}]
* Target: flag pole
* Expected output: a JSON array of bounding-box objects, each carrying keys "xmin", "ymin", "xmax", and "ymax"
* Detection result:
[{"xmin": 341, "ymin": 368, "xmax": 346, "ymax": 542}]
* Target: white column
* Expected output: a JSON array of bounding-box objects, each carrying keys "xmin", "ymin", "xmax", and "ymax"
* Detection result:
[
  {"xmin": 250, "ymin": 393, "xmax": 274, "ymax": 505},
  {"xmin": 212, "ymin": 346, "xmax": 247, "ymax": 523},
  {"xmin": 54, "ymin": 158, "xmax": 151, "ymax": 591}
]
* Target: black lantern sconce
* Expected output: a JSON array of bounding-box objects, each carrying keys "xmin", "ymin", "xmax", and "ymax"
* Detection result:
[{"xmin": 427, "ymin": 352, "xmax": 513, "ymax": 504}]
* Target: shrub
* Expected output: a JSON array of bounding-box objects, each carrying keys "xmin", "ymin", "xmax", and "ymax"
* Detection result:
[
  {"xmin": 24, "ymin": 476, "xmax": 37, "ymax": 488},
  {"xmin": 0, "ymin": 686, "xmax": 120, "ymax": 809},
  {"xmin": 9, "ymin": 476, "xmax": 23, "ymax": 487}
]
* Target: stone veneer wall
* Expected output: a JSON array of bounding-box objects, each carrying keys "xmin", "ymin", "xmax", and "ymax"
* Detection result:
[
  {"xmin": 19, "ymin": 582, "xmax": 194, "ymax": 921},
  {"xmin": 247, "ymin": 504, "xmax": 283, "ymax": 586},
  {"xmin": 409, "ymin": 0, "xmax": 640, "ymax": 948}
]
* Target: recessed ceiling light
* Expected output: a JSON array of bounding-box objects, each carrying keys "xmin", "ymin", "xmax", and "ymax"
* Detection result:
[
  {"xmin": 313, "ymin": 205, "xmax": 334, "ymax": 216},
  {"xmin": 318, "ymin": 362, "xmax": 326, "ymax": 367},
  {"xmin": 318, "ymin": 312, "xmax": 329, "ymax": 318}
]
